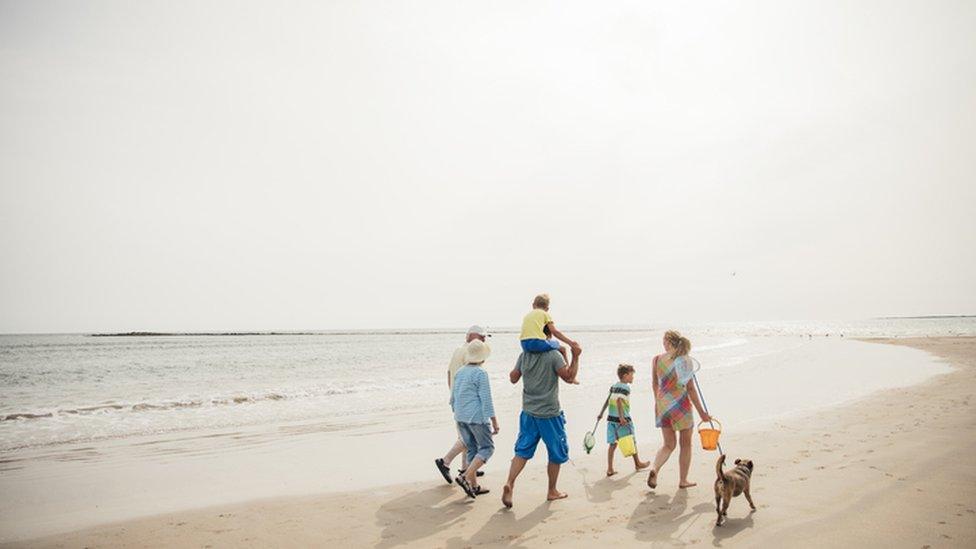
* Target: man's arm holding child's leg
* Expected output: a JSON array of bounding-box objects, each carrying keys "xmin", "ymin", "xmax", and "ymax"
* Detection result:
[{"xmin": 557, "ymin": 346, "xmax": 581, "ymax": 383}]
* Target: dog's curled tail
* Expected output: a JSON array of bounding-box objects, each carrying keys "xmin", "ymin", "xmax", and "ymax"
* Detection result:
[{"xmin": 716, "ymin": 454, "xmax": 727, "ymax": 482}]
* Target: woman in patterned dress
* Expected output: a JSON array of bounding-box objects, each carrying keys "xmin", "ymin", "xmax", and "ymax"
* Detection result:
[{"xmin": 646, "ymin": 330, "xmax": 712, "ymax": 489}]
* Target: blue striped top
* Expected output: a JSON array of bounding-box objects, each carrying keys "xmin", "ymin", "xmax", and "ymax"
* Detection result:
[{"xmin": 451, "ymin": 365, "xmax": 495, "ymax": 424}]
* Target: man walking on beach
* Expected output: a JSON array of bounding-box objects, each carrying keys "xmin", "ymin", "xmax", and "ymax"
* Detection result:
[
  {"xmin": 502, "ymin": 344, "xmax": 581, "ymax": 507},
  {"xmin": 435, "ymin": 325, "xmax": 489, "ymax": 483}
]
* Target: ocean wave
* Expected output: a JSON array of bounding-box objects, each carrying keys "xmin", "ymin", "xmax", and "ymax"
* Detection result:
[
  {"xmin": 693, "ymin": 338, "xmax": 750, "ymax": 352},
  {"xmin": 0, "ymin": 389, "xmax": 339, "ymax": 423}
]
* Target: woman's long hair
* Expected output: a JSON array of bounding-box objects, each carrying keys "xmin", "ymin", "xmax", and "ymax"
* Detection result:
[{"xmin": 664, "ymin": 330, "xmax": 691, "ymax": 358}]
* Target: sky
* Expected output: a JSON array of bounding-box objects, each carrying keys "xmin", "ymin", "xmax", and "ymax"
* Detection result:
[{"xmin": 1, "ymin": 0, "xmax": 974, "ymax": 333}]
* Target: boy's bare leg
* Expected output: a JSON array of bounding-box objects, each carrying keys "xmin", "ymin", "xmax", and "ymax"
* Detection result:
[
  {"xmin": 546, "ymin": 462, "xmax": 567, "ymax": 500},
  {"xmin": 606, "ymin": 443, "xmax": 617, "ymax": 476},
  {"xmin": 502, "ymin": 456, "xmax": 528, "ymax": 508},
  {"xmin": 464, "ymin": 457, "xmax": 486, "ymax": 489},
  {"xmin": 633, "ymin": 453, "xmax": 650, "ymax": 470}
]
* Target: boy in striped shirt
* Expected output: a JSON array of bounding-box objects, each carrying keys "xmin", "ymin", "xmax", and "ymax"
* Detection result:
[{"xmin": 601, "ymin": 364, "xmax": 650, "ymax": 476}]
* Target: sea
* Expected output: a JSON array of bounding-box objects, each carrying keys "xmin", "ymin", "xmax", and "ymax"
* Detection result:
[{"xmin": 2, "ymin": 318, "xmax": 973, "ymax": 453}]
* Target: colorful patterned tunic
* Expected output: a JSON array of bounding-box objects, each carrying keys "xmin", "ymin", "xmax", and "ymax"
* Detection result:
[{"xmin": 654, "ymin": 354, "xmax": 693, "ymax": 431}]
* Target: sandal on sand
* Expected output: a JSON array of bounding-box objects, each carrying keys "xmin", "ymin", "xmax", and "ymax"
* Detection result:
[
  {"xmin": 435, "ymin": 458, "xmax": 452, "ymax": 484},
  {"xmin": 473, "ymin": 486, "xmax": 490, "ymax": 495},
  {"xmin": 456, "ymin": 475, "xmax": 477, "ymax": 498},
  {"xmin": 647, "ymin": 470, "xmax": 657, "ymax": 489}
]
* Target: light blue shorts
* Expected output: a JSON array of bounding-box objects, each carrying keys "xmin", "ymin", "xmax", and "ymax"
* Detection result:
[{"xmin": 457, "ymin": 421, "xmax": 494, "ymax": 463}]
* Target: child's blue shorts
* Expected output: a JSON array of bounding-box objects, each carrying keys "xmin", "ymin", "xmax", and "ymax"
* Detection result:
[
  {"xmin": 514, "ymin": 411, "xmax": 569, "ymax": 464},
  {"xmin": 607, "ymin": 420, "xmax": 634, "ymax": 444},
  {"xmin": 520, "ymin": 338, "xmax": 561, "ymax": 353}
]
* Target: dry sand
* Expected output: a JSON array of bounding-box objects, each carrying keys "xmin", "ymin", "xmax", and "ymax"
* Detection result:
[{"xmin": 7, "ymin": 337, "xmax": 975, "ymax": 548}]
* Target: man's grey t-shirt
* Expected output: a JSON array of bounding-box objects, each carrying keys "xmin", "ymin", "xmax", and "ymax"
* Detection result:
[{"xmin": 515, "ymin": 350, "xmax": 565, "ymax": 418}]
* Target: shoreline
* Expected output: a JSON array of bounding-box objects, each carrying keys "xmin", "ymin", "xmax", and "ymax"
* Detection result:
[{"xmin": 5, "ymin": 336, "xmax": 974, "ymax": 548}]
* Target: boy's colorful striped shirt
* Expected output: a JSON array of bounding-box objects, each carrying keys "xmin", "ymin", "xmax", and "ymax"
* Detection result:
[{"xmin": 607, "ymin": 382, "xmax": 631, "ymax": 419}]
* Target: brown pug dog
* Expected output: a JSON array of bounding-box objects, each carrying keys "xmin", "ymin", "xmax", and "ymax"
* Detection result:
[{"xmin": 714, "ymin": 454, "xmax": 756, "ymax": 526}]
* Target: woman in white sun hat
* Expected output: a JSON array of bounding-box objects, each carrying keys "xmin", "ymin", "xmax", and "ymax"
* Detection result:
[
  {"xmin": 435, "ymin": 326, "xmax": 489, "ymax": 483},
  {"xmin": 450, "ymin": 339, "xmax": 499, "ymax": 498}
]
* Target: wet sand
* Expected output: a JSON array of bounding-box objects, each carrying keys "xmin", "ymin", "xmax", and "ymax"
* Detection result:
[{"xmin": 4, "ymin": 337, "xmax": 974, "ymax": 548}]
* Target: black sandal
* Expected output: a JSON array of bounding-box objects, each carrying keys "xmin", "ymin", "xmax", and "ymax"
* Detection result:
[
  {"xmin": 434, "ymin": 459, "xmax": 452, "ymax": 484},
  {"xmin": 455, "ymin": 475, "xmax": 477, "ymax": 498},
  {"xmin": 473, "ymin": 486, "xmax": 490, "ymax": 495},
  {"xmin": 459, "ymin": 468, "xmax": 485, "ymax": 477}
]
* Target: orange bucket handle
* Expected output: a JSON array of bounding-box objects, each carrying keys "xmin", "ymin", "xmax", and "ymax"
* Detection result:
[{"xmin": 697, "ymin": 418, "xmax": 722, "ymax": 432}]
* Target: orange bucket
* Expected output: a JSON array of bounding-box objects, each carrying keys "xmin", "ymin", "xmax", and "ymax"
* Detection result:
[{"xmin": 698, "ymin": 418, "xmax": 722, "ymax": 451}]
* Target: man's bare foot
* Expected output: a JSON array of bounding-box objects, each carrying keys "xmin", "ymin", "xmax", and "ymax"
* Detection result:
[
  {"xmin": 546, "ymin": 490, "xmax": 568, "ymax": 501},
  {"xmin": 606, "ymin": 470, "xmax": 617, "ymax": 477},
  {"xmin": 679, "ymin": 481, "xmax": 697, "ymax": 488},
  {"xmin": 635, "ymin": 460, "xmax": 650, "ymax": 471},
  {"xmin": 647, "ymin": 469, "xmax": 657, "ymax": 489},
  {"xmin": 502, "ymin": 484, "xmax": 513, "ymax": 508}
]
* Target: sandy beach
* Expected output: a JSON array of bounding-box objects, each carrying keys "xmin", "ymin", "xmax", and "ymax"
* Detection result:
[{"xmin": 5, "ymin": 336, "xmax": 973, "ymax": 548}]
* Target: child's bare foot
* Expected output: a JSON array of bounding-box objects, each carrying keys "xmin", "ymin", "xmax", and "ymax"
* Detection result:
[
  {"xmin": 647, "ymin": 469, "xmax": 657, "ymax": 489},
  {"xmin": 606, "ymin": 469, "xmax": 617, "ymax": 477},
  {"xmin": 678, "ymin": 481, "xmax": 697, "ymax": 488},
  {"xmin": 546, "ymin": 490, "xmax": 568, "ymax": 501},
  {"xmin": 635, "ymin": 460, "xmax": 650, "ymax": 471},
  {"xmin": 502, "ymin": 484, "xmax": 513, "ymax": 508}
]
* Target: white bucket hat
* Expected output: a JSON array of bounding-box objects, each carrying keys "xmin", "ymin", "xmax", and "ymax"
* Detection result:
[{"xmin": 464, "ymin": 339, "xmax": 491, "ymax": 364}]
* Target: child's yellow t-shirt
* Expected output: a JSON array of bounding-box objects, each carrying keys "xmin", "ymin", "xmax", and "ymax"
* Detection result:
[{"xmin": 520, "ymin": 309, "xmax": 553, "ymax": 340}]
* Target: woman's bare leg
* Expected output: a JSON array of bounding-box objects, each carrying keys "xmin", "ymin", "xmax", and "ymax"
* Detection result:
[
  {"xmin": 647, "ymin": 428, "xmax": 677, "ymax": 488},
  {"xmin": 678, "ymin": 428, "xmax": 696, "ymax": 487}
]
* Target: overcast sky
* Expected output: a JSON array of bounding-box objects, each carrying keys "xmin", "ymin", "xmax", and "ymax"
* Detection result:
[{"xmin": 1, "ymin": 0, "xmax": 974, "ymax": 333}]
